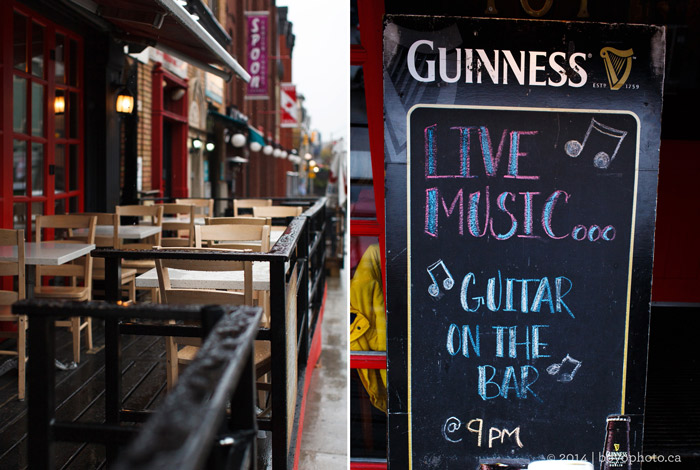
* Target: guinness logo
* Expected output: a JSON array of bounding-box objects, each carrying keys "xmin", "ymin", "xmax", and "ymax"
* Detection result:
[
  {"xmin": 600, "ymin": 47, "xmax": 634, "ymax": 90},
  {"xmin": 614, "ymin": 443, "xmax": 620, "ymax": 451}
]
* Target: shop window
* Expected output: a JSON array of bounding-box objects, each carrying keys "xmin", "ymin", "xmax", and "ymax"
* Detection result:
[{"xmin": 2, "ymin": 1, "xmax": 84, "ymax": 232}]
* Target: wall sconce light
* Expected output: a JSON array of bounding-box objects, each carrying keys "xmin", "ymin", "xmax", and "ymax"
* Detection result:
[
  {"xmin": 231, "ymin": 133, "xmax": 246, "ymax": 148},
  {"xmin": 250, "ymin": 141, "xmax": 262, "ymax": 152},
  {"xmin": 171, "ymin": 88, "xmax": 186, "ymax": 101},
  {"xmin": 206, "ymin": 142, "xmax": 215, "ymax": 152},
  {"xmin": 116, "ymin": 88, "xmax": 135, "ymax": 114},
  {"xmin": 54, "ymin": 95, "xmax": 65, "ymax": 115},
  {"xmin": 191, "ymin": 138, "xmax": 203, "ymax": 150},
  {"xmin": 263, "ymin": 145, "xmax": 273, "ymax": 155}
]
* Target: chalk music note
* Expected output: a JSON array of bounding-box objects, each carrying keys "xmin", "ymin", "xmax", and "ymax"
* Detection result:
[
  {"xmin": 565, "ymin": 118, "xmax": 627, "ymax": 169},
  {"xmin": 427, "ymin": 259, "xmax": 454, "ymax": 297},
  {"xmin": 546, "ymin": 354, "xmax": 582, "ymax": 383}
]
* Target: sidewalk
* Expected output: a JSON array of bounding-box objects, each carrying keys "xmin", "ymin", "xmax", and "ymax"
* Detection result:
[{"xmin": 298, "ymin": 271, "xmax": 348, "ymax": 468}]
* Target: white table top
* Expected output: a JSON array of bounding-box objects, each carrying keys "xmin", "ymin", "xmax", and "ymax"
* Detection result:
[
  {"xmin": 271, "ymin": 228, "xmax": 285, "ymax": 244},
  {"xmin": 162, "ymin": 216, "xmax": 206, "ymax": 226},
  {"xmin": 93, "ymin": 225, "xmax": 162, "ymax": 239},
  {"xmin": 0, "ymin": 242, "xmax": 95, "ymax": 265},
  {"xmin": 135, "ymin": 261, "xmax": 270, "ymax": 291}
]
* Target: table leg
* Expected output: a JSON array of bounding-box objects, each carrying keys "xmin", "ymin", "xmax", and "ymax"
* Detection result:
[
  {"xmin": 104, "ymin": 257, "xmax": 122, "ymax": 463},
  {"xmin": 27, "ymin": 314, "xmax": 56, "ymax": 469}
]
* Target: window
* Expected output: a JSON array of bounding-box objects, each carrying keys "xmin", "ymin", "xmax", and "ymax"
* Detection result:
[{"xmin": 1, "ymin": 2, "xmax": 84, "ymax": 236}]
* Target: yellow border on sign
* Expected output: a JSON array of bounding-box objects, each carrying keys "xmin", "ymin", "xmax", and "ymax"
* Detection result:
[{"xmin": 405, "ymin": 104, "xmax": 641, "ymax": 469}]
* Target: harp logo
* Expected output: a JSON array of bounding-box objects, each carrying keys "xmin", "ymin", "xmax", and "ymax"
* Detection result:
[{"xmin": 600, "ymin": 47, "xmax": 634, "ymax": 90}]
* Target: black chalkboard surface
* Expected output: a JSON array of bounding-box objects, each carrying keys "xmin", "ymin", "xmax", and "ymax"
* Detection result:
[
  {"xmin": 383, "ymin": 16, "xmax": 665, "ymax": 470},
  {"xmin": 407, "ymin": 106, "xmax": 638, "ymax": 465}
]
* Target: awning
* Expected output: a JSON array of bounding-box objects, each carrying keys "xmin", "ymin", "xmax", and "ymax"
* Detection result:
[
  {"xmin": 65, "ymin": 0, "xmax": 250, "ymax": 82},
  {"xmin": 208, "ymin": 110, "xmax": 247, "ymax": 127},
  {"xmin": 248, "ymin": 126, "xmax": 265, "ymax": 146}
]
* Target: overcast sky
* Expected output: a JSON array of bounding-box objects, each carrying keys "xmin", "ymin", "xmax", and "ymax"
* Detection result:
[{"xmin": 277, "ymin": 0, "xmax": 348, "ymax": 144}]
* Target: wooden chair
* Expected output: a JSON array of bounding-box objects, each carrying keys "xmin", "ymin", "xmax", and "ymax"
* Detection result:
[
  {"xmin": 205, "ymin": 216, "xmax": 272, "ymax": 226},
  {"xmin": 232, "ymin": 198, "xmax": 272, "ymax": 216},
  {"xmin": 34, "ymin": 214, "xmax": 97, "ymax": 363},
  {"xmin": 0, "ymin": 229, "xmax": 27, "ymax": 400},
  {"xmin": 154, "ymin": 253, "xmax": 266, "ymax": 389},
  {"xmin": 175, "ymin": 198, "xmax": 214, "ymax": 218},
  {"xmin": 194, "ymin": 224, "xmax": 271, "ymax": 324},
  {"xmin": 160, "ymin": 204, "xmax": 195, "ymax": 247},
  {"xmin": 116, "ymin": 205, "xmax": 164, "ymax": 302},
  {"xmin": 251, "ymin": 206, "xmax": 303, "ymax": 219},
  {"xmin": 194, "ymin": 224, "xmax": 271, "ymax": 253},
  {"xmin": 72, "ymin": 213, "xmax": 136, "ymax": 303}
]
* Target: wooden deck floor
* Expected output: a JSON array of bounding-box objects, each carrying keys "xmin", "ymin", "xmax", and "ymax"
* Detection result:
[{"xmin": 0, "ymin": 320, "xmax": 169, "ymax": 469}]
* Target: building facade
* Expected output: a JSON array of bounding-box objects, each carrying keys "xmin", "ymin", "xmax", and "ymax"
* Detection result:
[{"xmin": 1, "ymin": 0, "xmax": 303, "ymax": 236}]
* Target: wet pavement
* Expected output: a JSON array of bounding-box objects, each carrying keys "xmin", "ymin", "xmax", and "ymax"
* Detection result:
[{"xmin": 298, "ymin": 271, "xmax": 348, "ymax": 468}]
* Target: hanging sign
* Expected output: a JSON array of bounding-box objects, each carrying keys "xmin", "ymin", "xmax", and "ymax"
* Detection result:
[
  {"xmin": 383, "ymin": 16, "xmax": 665, "ymax": 470},
  {"xmin": 280, "ymin": 83, "xmax": 299, "ymax": 128},
  {"xmin": 245, "ymin": 11, "xmax": 269, "ymax": 100}
]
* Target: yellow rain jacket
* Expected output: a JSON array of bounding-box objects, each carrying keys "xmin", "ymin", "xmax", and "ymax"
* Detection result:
[{"xmin": 350, "ymin": 244, "xmax": 387, "ymax": 413}]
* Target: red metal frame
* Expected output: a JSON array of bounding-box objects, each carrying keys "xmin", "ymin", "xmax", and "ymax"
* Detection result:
[
  {"xmin": 151, "ymin": 63, "xmax": 189, "ymax": 199},
  {"xmin": 350, "ymin": 1, "xmax": 388, "ymax": 467},
  {"xmin": 0, "ymin": 3, "xmax": 12, "ymax": 229},
  {"xmin": 350, "ymin": 462, "xmax": 388, "ymax": 470},
  {"xmin": 350, "ymin": 352, "xmax": 387, "ymax": 370},
  {"xmin": 351, "ymin": 0, "xmax": 387, "ymax": 281},
  {"xmin": 0, "ymin": 2, "xmax": 84, "ymax": 235}
]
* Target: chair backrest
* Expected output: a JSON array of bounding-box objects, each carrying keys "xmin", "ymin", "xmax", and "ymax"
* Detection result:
[
  {"xmin": 35, "ymin": 214, "xmax": 96, "ymax": 287},
  {"xmin": 0, "ymin": 229, "xmax": 25, "ymax": 305},
  {"xmin": 175, "ymin": 198, "xmax": 214, "ymax": 217},
  {"xmin": 160, "ymin": 204, "xmax": 195, "ymax": 247},
  {"xmin": 194, "ymin": 224, "xmax": 271, "ymax": 252},
  {"xmin": 71, "ymin": 213, "xmax": 118, "ymax": 248},
  {"xmin": 116, "ymin": 204, "xmax": 163, "ymax": 249},
  {"xmin": 70, "ymin": 213, "xmax": 118, "ymax": 271},
  {"xmin": 233, "ymin": 199, "xmax": 272, "ymax": 216},
  {"xmin": 155, "ymin": 250, "xmax": 253, "ymax": 305},
  {"xmin": 252, "ymin": 206, "xmax": 303, "ymax": 218},
  {"xmin": 205, "ymin": 216, "xmax": 272, "ymax": 226}
]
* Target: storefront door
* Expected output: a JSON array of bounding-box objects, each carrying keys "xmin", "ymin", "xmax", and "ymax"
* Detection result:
[{"xmin": 1, "ymin": 2, "xmax": 84, "ymax": 238}]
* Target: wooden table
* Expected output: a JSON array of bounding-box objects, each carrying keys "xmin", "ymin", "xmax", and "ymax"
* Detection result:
[
  {"xmin": 135, "ymin": 261, "xmax": 271, "ymax": 291},
  {"xmin": 0, "ymin": 241, "xmax": 96, "ymax": 267},
  {"xmin": 0, "ymin": 241, "xmax": 95, "ymax": 300},
  {"xmin": 0, "ymin": 241, "xmax": 96, "ymax": 370},
  {"xmin": 212, "ymin": 227, "xmax": 285, "ymax": 243},
  {"xmin": 74, "ymin": 225, "xmax": 161, "ymax": 239},
  {"xmin": 161, "ymin": 216, "xmax": 206, "ymax": 226}
]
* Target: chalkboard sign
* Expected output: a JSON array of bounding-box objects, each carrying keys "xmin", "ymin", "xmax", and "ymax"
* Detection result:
[
  {"xmin": 384, "ymin": 17, "xmax": 665, "ymax": 470},
  {"xmin": 409, "ymin": 105, "xmax": 638, "ymax": 463}
]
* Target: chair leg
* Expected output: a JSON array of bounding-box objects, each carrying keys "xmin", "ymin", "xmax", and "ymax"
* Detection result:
[
  {"xmin": 128, "ymin": 280, "xmax": 136, "ymax": 303},
  {"xmin": 165, "ymin": 336, "xmax": 178, "ymax": 390},
  {"xmin": 85, "ymin": 317, "xmax": 93, "ymax": 351},
  {"xmin": 71, "ymin": 317, "xmax": 81, "ymax": 363},
  {"xmin": 18, "ymin": 316, "xmax": 27, "ymax": 401}
]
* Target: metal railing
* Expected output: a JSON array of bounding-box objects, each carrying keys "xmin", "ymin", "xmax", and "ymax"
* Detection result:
[
  {"xmin": 92, "ymin": 197, "xmax": 329, "ymax": 469},
  {"xmin": 12, "ymin": 300, "xmax": 261, "ymax": 470}
]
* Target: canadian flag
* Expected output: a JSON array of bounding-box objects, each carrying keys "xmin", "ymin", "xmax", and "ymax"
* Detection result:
[{"xmin": 280, "ymin": 83, "xmax": 298, "ymax": 128}]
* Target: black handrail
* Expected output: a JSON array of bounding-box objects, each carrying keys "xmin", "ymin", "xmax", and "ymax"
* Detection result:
[
  {"xmin": 12, "ymin": 300, "xmax": 261, "ymax": 470},
  {"xmin": 114, "ymin": 306, "xmax": 261, "ymax": 470},
  {"xmin": 90, "ymin": 196, "xmax": 329, "ymax": 470}
]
